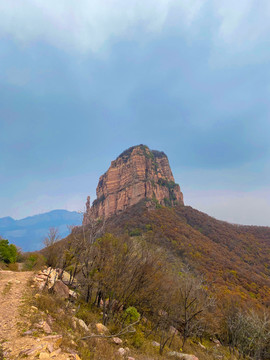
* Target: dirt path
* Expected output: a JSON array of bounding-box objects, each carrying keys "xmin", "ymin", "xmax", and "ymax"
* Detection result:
[
  {"xmin": 0, "ymin": 270, "xmax": 33, "ymax": 358},
  {"xmin": 0, "ymin": 270, "xmax": 33, "ymax": 342},
  {"xmin": 0, "ymin": 271, "xmax": 78, "ymax": 359}
]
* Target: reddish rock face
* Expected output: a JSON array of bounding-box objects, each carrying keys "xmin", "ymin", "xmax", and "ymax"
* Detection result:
[{"xmin": 83, "ymin": 145, "xmax": 184, "ymax": 222}]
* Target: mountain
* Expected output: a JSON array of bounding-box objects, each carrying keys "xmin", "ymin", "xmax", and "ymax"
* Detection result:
[
  {"xmin": 83, "ymin": 144, "xmax": 183, "ymax": 224},
  {"xmin": 38, "ymin": 145, "xmax": 270, "ymax": 359},
  {"xmin": 78, "ymin": 144, "xmax": 270, "ymax": 309},
  {"xmin": 0, "ymin": 210, "xmax": 82, "ymax": 252},
  {"xmin": 0, "ymin": 217, "xmax": 16, "ymax": 228}
]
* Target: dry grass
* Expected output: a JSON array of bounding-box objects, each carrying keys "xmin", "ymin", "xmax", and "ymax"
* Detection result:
[
  {"xmin": 20, "ymin": 289, "xmax": 89, "ymax": 357},
  {"xmin": 7, "ymin": 263, "xmax": 19, "ymax": 271},
  {"xmin": 0, "ymin": 262, "xmax": 19, "ymax": 271},
  {"xmin": 17, "ymin": 282, "xmax": 238, "ymax": 360}
]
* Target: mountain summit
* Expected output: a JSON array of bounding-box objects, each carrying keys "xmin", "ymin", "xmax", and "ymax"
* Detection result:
[{"xmin": 83, "ymin": 145, "xmax": 183, "ymax": 223}]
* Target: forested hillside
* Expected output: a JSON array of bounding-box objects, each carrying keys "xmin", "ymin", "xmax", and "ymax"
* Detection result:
[
  {"xmin": 41, "ymin": 200, "xmax": 270, "ymax": 359},
  {"xmin": 107, "ymin": 201, "xmax": 270, "ymax": 308}
]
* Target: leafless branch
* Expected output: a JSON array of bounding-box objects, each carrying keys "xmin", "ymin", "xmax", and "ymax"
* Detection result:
[{"xmin": 80, "ymin": 319, "xmax": 140, "ymax": 340}]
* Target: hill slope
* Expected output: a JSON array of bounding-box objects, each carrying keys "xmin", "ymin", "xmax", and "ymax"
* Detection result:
[
  {"xmin": 40, "ymin": 200, "xmax": 270, "ymax": 359},
  {"xmin": 105, "ymin": 201, "xmax": 270, "ymax": 308}
]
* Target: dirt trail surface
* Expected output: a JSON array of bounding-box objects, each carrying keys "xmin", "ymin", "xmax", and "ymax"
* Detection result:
[
  {"xmin": 0, "ymin": 270, "xmax": 33, "ymax": 343},
  {"xmin": 0, "ymin": 270, "xmax": 79, "ymax": 359}
]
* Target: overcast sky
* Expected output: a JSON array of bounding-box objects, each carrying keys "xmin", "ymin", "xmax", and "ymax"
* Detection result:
[{"xmin": 0, "ymin": 0, "xmax": 270, "ymax": 226}]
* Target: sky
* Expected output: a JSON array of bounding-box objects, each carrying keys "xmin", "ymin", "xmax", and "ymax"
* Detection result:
[{"xmin": 0, "ymin": 0, "xmax": 270, "ymax": 226}]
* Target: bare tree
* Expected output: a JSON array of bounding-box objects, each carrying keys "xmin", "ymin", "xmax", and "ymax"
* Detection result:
[
  {"xmin": 225, "ymin": 308, "xmax": 270, "ymax": 359},
  {"xmin": 175, "ymin": 271, "xmax": 215, "ymax": 349},
  {"xmin": 43, "ymin": 227, "xmax": 61, "ymax": 266},
  {"xmin": 43, "ymin": 227, "xmax": 60, "ymax": 247}
]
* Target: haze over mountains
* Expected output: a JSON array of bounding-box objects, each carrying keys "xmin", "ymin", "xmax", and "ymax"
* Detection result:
[
  {"xmin": 0, "ymin": 210, "xmax": 82, "ymax": 252},
  {"xmin": 0, "ymin": 145, "xmax": 268, "ymax": 359},
  {"xmin": 2, "ymin": 144, "xmax": 270, "ymax": 255}
]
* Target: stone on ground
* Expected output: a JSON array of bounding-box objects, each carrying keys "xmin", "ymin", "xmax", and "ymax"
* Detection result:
[
  {"xmin": 52, "ymin": 280, "xmax": 69, "ymax": 299},
  {"xmin": 95, "ymin": 323, "xmax": 109, "ymax": 334},
  {"xmin": 168, "ymin": 351, "xmax": 199, "ymax": 360}
]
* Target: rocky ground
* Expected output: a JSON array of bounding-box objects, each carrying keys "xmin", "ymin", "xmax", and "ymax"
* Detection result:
[
  {"xmin": 0, "ymin": 269, "xmax": 232, "ymax": 360},
  {"xmin": 0, "ymin": 270, "xmax": 33, "ymax": 354},
  {"xmin": 0, "ymin": 270, "xmax": 79, "ymax": 359}
]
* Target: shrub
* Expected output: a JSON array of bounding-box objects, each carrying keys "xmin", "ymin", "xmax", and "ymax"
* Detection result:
[
  {"xmin": 131, "ymin": 329, "xmax": 144, "ymax": 348},
  {"xmin": 145, "ymin": 224, "xmax": 153, "ymax": 231},
  {"xmin": 23, "ymin": 253, "xmax": 46, "ymax": 270},
  {"xmin": 152, "ymin": 197, "xmax": 162, "ymax": 209},
  {"xmin": 164, "ymin": 197, "xmax": 172, "ymax": 207},
  {"xmin": 129, "ymin": 228, "xmax": 142, "ymax": 237},
  {"xmin": 0, "ymin": 239, "xmax": 18, "ymax": 263},
  {"xmin": 76, "ymin": 303, "xmax": 99, "ymax": 325},
  {"xmin": 124, "ymin": 306, "xmax": 140, "ymax": 324},
  {"xmin": 8, "ymin": 262, "xmax": 19, "ymax": 271}
]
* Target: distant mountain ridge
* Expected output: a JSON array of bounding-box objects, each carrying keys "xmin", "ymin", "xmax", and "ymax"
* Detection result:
[{"xmin": 0, "ymin": 210, "xmax": 82, "ymax": 252}]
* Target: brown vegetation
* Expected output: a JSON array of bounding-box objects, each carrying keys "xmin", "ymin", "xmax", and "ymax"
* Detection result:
[{"xmin": 41, "ymin": 200, "xmax": 270, "ymax": 359}]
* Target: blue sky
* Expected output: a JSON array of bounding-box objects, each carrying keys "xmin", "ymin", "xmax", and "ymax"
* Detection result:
[{"xmin": 0, "ymin": 0, "xmax": 270, "ymax": 225}]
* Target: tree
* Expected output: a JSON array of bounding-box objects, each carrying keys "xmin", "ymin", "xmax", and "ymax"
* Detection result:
[
  {"xmin": 77, "ymin": 216, "xmax": 106, "ymax": 303},
  {"xmin": 175, "ymin": 271, "xmax": 215, "ymax": 349},
  {"xmin": 43, "ymin": 227, "xmax": 60, "ymax": 247},
  {"xmin": 146, "ymin": 270, "xmax": 214, "ymax": 354},
  {"xmin": 43, "ymin": 227, "xmax": 61, "ymax": 266},
  {"xmin": 0, "ymin": 238, "xmax": 18, "ymax": 263},
  {"xmin": 225, "ymin": 307, "xmax": 270, "ymax": 359}
]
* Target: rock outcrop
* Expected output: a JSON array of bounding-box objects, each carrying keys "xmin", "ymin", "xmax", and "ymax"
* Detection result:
[{"xmin": 83, "ymin": 145, "xmax": 184, "ymax": 223}]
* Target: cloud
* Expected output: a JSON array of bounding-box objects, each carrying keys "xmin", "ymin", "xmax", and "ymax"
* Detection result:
[
  {"xmin": 0, "ymin": 0, "xmax": 176, "ymax": 52},
  {"xmin": 214, "ymin": 0, "xmax": 270, "ymax": 45},
  {"xmin": 185, "ymin": 188, "xmax": 270, "ymax": 226},
  {"xmin": 0, "ymin": 0, "xmax": 269, "ymax": 54},
  {"xmin": 1, "ymin": 0, "xmax": 270, "ymax": 223}
]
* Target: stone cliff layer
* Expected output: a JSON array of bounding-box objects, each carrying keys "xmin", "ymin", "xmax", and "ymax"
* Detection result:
[{"xmin": 83, "ymin": 145, "xmax": 184, "ymax": 222}]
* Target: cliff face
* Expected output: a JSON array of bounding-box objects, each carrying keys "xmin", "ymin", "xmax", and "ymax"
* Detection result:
[{"xmin": 83, "ymin": 145, "xmax": 184, "ymax": 223}]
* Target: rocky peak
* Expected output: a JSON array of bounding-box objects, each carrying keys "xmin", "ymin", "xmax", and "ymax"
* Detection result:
[{"xmin": 83, "ymin": 145, "xmax": 184, "ymax": 223}]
